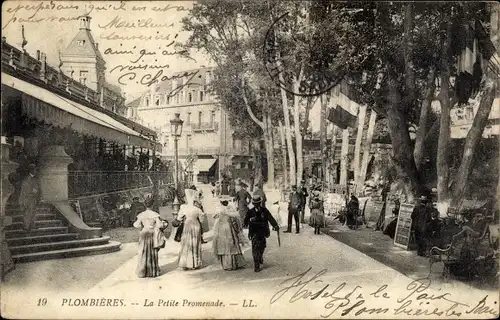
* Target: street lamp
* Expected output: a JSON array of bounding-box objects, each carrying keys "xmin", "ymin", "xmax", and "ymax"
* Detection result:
[{"xmin": 170, "ymin": 113, "xmax": 183, "ymax": 217}]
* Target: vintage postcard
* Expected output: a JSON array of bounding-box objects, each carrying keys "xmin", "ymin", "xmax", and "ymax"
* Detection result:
[{"xmin": 1, "ymin": 1, "xmax": 499, "ymax": 319}]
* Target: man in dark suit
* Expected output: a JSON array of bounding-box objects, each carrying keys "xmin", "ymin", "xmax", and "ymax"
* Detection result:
[
  {"xmin": 252, "ymin": 183, "xmax": 267, "ymax": 208},
  {"xmin": 19, "ymin": 164, "xmax": 40, "ymax": 231},
  {"xmin": 244, "ymin": 195, "xmax": 279, "ymax": 272},
  {"xmin": 234, "ymin": 182, "xmax": 251, "ymax": 222},
  {"xmin": 298, "ymin": 180, "xmax": 308, "ymax": 223},
  {"xmin": 411, "ymin": 196, "xmax": 433, "ymax": 256},
  {"xmin": 284, "ymin": 185, "xmax": 302, "ymax": 234}
]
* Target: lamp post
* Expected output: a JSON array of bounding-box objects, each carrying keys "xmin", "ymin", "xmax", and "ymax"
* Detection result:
[{"xmin": 170, "ymin": 113, "xmax": 184, "ymax": 218}]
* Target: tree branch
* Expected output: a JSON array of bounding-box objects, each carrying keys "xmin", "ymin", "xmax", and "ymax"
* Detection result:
[{"xmin": 241, "ymin": 78, "xmax": 265, "ymax": 130}]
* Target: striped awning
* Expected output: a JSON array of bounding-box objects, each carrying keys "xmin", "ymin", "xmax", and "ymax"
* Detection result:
[{"xmin": 2, "ymin": 72, "xmax": 156, "ymax": 149}]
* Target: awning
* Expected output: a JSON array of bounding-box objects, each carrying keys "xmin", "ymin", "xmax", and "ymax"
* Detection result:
[
  {"xmin": 194, "ymin": 158, "xmax": 217, "ymax": 172},
  {"xmin": 2, "ymin": 72, "xmax": 155, "ymax": 149}
]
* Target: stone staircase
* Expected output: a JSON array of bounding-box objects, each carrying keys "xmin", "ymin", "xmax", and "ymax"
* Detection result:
[{"xmin": 5, "ymin": 203, "xmax": 120, "ymax": 263}]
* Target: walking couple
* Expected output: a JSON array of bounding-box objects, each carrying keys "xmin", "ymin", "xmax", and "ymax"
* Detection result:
[{"xmin": 213, "ymin": 193, "xmax": 279, "ymax": 273}]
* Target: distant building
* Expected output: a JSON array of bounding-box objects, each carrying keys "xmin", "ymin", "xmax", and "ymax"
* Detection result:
[
  {"xmin": 60, "ymin": 15, "xmax": 127, "ymax": 118},
  {"xmin": 127, "ymin": 67, "xmax": 253, "ymax": 184}
]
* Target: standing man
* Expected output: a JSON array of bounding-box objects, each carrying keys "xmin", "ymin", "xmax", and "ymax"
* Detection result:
[
  {"xmin": 244, "ymin": 195, "xmax": 279, "ymax": 272},
  {"xmin": 284, "ymin": 185, "xmax": 302, "ymax": 234},
  {"xmin": 298, "ymin": 180, "xmax": 308, "ymax": 224},
  {"xmin": 252, "ymin": 183, "xmax": 267, "ymax": 208},
  {"xmin": 19, "ymin": 164, "xmax": 40, "ymax": 231},
  {"xmin": 411, "ymin": 196, "xmax": 432, "ymax": 256},
  {"xmin": 234, "ymin": 182, "xmax": 251, "ymax": 222}
]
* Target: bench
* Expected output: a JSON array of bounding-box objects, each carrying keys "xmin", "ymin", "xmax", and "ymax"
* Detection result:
[{"xmin": 429, "ymin": 217, "xmax": 497, "ymax": 279}]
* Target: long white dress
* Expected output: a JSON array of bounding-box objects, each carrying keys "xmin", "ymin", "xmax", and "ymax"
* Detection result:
[{"xmin": 177, "ymin": 203, "xmax": 204, "ymax": 269}]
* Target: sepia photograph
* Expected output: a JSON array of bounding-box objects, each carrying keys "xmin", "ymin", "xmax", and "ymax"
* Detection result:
[{"xmin": 1, "ymin": 0, "xmax": 499, "ymax": 319}]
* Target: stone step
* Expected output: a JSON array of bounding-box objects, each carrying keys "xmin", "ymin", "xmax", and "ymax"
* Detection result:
[
  {"xmin": 34, "ymin": 219, "xmax": 63, "ymax": 228},
  {"xmin": 5, "ymin": 226, "xmax": 69, "ymax": 239},
  {"xmin": 9, "ymin": 236, "xmax": 112, "ymax": 255},
  {"xmin": 7, "ymin": 233, "xmax": 80, "ymax": 247},
  {"xmin": 10, "ymin": 213, "xmax": 58, "ymax": 223},
  {"xmin": 12, "ymin": 241, "xmax": 122, "ymax": 263}
]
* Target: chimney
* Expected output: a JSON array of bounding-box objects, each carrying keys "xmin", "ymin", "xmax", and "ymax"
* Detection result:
[{"xmin": 36, "ymin": 50, "xmax": 40, "ymax": 60}]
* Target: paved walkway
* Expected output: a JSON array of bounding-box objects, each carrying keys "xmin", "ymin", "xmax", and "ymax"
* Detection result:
[{"xmin": 321, "ymin": 221, "xmax": 499, "ymax": 291}]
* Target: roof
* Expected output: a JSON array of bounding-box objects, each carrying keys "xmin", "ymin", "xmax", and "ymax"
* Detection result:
[
  {"xmin": 155, "ymin": 67, "xmax": 215, "ymax": 94},
  {"xmin": 62, "ymin": 28, "xmax": 105, "ymax": 62},
  {"xmin": 126, "ymin": 96, "xmax": 142, "ymax": 108}
]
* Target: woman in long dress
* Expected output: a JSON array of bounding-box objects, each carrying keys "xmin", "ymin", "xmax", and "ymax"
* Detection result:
[
  {"xmin": 176, "ymin": 189, "xmax": 204, "ymax": 270},
  {"xmin": 133, "ymin": 197, "xmax": 168, "ymax": 278},
  {"xmin": 310, "ymin": 189, "xmax": 325, "ymax": 235},
  {"xmin": 212, "ymin": 197, "xmax": 246, "ymax": 270}
]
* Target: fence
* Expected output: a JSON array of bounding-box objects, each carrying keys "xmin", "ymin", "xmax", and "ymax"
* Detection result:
[{"xmin": 68, "ymin": 170, "xmax": 173, "ymax": 198}]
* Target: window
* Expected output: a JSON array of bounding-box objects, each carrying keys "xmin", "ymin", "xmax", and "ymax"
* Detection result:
[
  {"xmin": 187, "ymin": 112, "xmax": 191, "ymax": 124},
  {"xmin": 155, "ymin": 96, "xmax": 160, "ymax": 106},
  {"xmin": 200, "ymin": 91, "xmax": 204, "ymax": 102},
  {"xmin": 79, "ymin": 70, "xmax": 88, "ymax": 86},
  {"xmin": 211, "ymin": 110, "xmax": 216, "ymax": 125},
  {"xmin": 466, "ymin": 107, "xmax": 474, "ymax": 120},
  {"xmin": 145, "ymin": 97, "xmax": 149, "ymax": 106},
  {"xmin": 188, "ymin": 92, "xmax": 192, "ymax": 102},
  {"xmin": 166, "ymin": 94, "xmax": 170, "ymax": 105},
  {"xmin": 206, "ymin": 71, "xmax": 211, "ymax": 84},
  {"xmin": 78, "ymin": 40, "xmax": 86, "ymax": 46},
  {"xmin": 198, "ymin": 111, "xmax": 202, "ymax": 124}
]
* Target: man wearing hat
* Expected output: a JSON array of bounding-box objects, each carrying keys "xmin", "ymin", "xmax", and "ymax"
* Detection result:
[
  {"xmin": 411, "ymin": 196, "xmax": 433, "ymax": 256},
  {"xmin": 285, "ymin": 185, "xmax": 302, "ymax": 234},
  {"xmin": 244, "ymin": 194, "xmax": 279, "ymax": 272},
  {"xmin": 234, "ymin": 181, "xmax": 251, "ymax": 222},
  {"xmin": 19, "ymin": 164, "xmax": 40, "ymax": 231},
  {"xmin": 252, "ymin": 183, "xmax": 267, "ymax": 208},
  {"xmin": 298, "ymin": 180, "xmax": 309, "ymax": 224}
]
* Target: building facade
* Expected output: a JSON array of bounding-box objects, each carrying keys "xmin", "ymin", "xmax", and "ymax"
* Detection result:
[
  {"xmin": 128, "ymin": 67, "xmax": 253, "ymax": 184},
  {"xmin": 60, "ymin": 15, "xmax": 128, "ymax": 118}
]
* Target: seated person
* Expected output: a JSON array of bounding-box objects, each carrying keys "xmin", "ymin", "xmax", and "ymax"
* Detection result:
[{"xmin": 425, "ymin": 209, "xmax": 444, "ymax": 249}]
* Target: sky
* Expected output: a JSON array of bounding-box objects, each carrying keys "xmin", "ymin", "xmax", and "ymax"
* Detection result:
[
  {"xmin": 2, "ymin": 0, "xmax": 211, "ymax": 102},
  {"xmin": 1, "ymin": 0, "xmax": 327, "ymax": 131}
]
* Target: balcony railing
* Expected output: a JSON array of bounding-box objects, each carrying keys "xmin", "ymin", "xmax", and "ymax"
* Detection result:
[
  {"xmin": 1, "ymin": 39, "xmax": 156, "ymax": 138},
  {"xmin": 68, "ymin": 171, "xmax": 173, "ymax": 198},
  {"xmin": 191, "ymin": 122, "xmax": 219, "ymax": 131},
  {"xmin": 176, "ymin": 147, "xmax": 221, "ymax": 155}
]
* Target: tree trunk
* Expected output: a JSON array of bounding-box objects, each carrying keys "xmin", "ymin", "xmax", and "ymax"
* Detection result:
[
  {"xmin": 329, "ymin": 124, "xmax": 338, "ymax": 188},
  {"xmin": 278, "ymin": 86, "xmax": 296, "ymax": 186},
  {"xmin": 278, "ymin": 120, "xmax": 288, "ymax": 191},
  {"xmin": 340, "ymin": 128, "xmax": 350, "ymax": 186},
  {"xmin": 353, "ymin": 103, "xmax": 366, "ymax": 192},
  {"xmin": 436, "ymin": 21, "xmax": 453, "ymax": 217},
  {"xmin": 252, "ymin": 139, "xmax": 264, "ymax": 187},
  {"xmin": 358, "ymin": 109, "xmax": 377, "ymax": 189},
  {"xmin": 414, "ymin": 66, "xmax": 436, "ymax": 171},
  {"xmin": 320, "ymin": 94, "xmax": 329, "ymax": 187},
  {"xmin": 451, "ymin": 77, "xmax": 497, "ymax": 203},
  {"xmin": 293, "ymin": 75, "xmax": 304, "ymax": 185},
  {"xmin": 386, "ymin": 73, "xmax": 421, "ymax": 201},
  {"xmin": 266, "ymin": 113, "xmax": 275, "ymax": 188}
]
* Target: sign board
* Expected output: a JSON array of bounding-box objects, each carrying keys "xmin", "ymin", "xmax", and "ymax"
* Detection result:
[
  {"xmin": 394, "ymin": 203, "xmax": 415, "ymax": 250},
  {"xmin": 365, "ymin": 200, "xmax": 385, "ymax": 224}
]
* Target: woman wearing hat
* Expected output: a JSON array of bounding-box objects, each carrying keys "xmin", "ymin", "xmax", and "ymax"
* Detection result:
[
  {"xmin": 133, "ymin": 196, "xmax": 168, "ymax": 278},
  {"xmin": 309, "ymin": 187, "xmax": 325, "ymax": 235},
  {"xmin": 212, "ymin": 196, "xmax": 247, "ymax": 271},
  {"xmin": 174, "ymin": 188, "xmax": 204, "ymax": 270}
]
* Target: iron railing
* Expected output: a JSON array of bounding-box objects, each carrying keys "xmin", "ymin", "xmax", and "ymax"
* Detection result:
[{"xmin": 68, "ymin": 170, "xmax": 173, "ymax": 198}]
